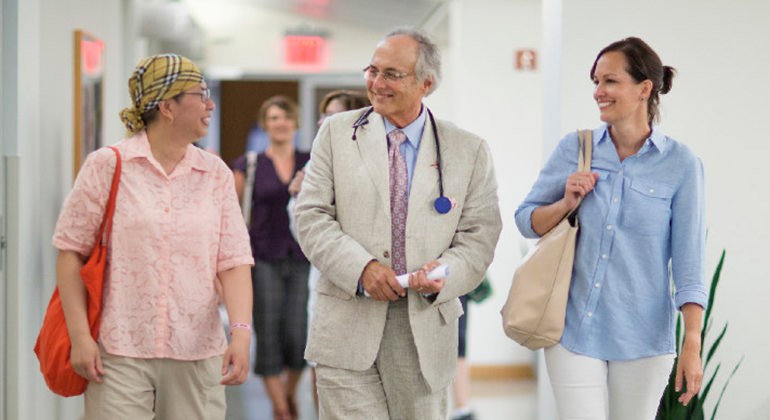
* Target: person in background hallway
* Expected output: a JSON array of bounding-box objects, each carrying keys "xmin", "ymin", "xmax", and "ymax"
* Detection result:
[
  {"xmin": 515, "ymin": 37, "xmax": 706, "ymax": 420},
  {"xmin": 53, "ymin": 54, "xmax": 254, "ymax": 420},
  {"xmin": 286, "ymin": 89, "xmax": 370, "ymax": 415},
  {"xmin": 287, "ymin": 90, "xmax": 372, "ymax": 203},
  {"xmin": 295, "ymin": 28, "xmax": 502, "ymax": 419},
  {"xmin": 232, "ymin": 95, "xmax": 310, "ymax": 420}
]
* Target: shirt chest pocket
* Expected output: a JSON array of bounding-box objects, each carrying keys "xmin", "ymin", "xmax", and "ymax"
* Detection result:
[{"xmin": 620, "ymin": 179, "xmax": 675, "ymax": 236}]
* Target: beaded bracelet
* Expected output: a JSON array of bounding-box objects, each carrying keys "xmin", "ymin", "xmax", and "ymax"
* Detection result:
[{"xmin": 230, "ymin": 323, "xmax": 252, "ymax": 331}]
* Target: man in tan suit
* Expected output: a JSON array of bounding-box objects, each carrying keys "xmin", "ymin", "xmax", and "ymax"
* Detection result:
[{"xmin": 295, "ymin": 28, "xmax": 502, "ymax": 419}]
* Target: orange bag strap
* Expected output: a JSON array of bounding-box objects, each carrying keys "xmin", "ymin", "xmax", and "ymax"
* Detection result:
[{"xmin": 97, "ymin": 147, "xmax": 122, "ymax": 246}]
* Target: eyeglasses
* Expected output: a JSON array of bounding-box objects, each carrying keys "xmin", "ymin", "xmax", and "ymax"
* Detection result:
[
  {"xmin": 181, "ymin": 88, "xmax": 211, "ymax": 103},
  {"xmin": 363, "ymin": 65, "xmax": 413, "ymax": 82}
]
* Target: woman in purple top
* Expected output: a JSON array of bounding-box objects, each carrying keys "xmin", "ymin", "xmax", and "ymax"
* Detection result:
[{"xmin": 232, "ymin": 95, "xmax": 310, "ymax": 420}]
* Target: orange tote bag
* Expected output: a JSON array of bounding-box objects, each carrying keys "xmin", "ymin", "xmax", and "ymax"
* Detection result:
[{"xmin": 34, "ymin": 146, "xmax": 121, "ymax": 397}]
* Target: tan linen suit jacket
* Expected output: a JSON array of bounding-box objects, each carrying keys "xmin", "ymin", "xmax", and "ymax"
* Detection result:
[{"xmin": 295, "ymin": 108, "xmax": 502, "ymax": 392}]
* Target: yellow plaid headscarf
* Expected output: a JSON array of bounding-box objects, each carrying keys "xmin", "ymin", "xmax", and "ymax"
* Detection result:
[{"xmin": 119, "ymin": 54, "xmax": 204, "ymax": 134}]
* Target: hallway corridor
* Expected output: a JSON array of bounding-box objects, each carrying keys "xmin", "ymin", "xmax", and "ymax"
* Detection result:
[{"xmin": 225, "ymin": 362, "xmax": 536, "ymax": 420}]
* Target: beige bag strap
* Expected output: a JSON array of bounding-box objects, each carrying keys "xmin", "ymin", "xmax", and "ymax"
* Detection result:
[
  {"xmin": 577, "ymin": 129, "xmax": 592, "ymax": 173},
  {"xmin": 567, "ymin": 129, "xmax": 593, "ymax": 218}
]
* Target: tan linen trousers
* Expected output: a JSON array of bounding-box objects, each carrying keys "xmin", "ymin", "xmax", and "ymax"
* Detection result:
[
  {"xmin": 84, "ymin": 348, "xmax": 226, "ymax": 420},
  {"xmin": 315, "ymin": 298, "xmax": 448, "ymax": 420}
]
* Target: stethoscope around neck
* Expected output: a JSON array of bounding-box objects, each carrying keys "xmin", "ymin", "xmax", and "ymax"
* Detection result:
[{"xmin": 351, "ymin": 106, "xmax": 452, "ymax": 214}]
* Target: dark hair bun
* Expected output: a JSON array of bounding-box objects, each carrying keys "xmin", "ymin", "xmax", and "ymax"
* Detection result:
[{"xmin": 660, "ymin": 65, "xmax": 676, "ymax": 94}]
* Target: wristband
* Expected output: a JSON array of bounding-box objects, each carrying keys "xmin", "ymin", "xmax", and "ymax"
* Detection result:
[{"xmin": 230, "ymin": 323, "xmax": 252, "ymax": 331}]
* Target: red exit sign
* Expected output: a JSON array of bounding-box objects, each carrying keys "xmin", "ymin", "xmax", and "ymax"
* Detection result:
[{"xmin": 285, "ymin": 35, "xmax": 325, "ymax": 65}]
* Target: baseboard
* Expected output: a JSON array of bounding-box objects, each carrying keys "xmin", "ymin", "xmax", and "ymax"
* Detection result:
[{"xmin": 470, "ymin": 364, "xmax": 534, "ymax": 380}]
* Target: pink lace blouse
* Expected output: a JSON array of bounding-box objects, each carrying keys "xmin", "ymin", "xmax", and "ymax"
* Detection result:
[{"xmin": 52, "ymin": 132, "xmax": 254, "ymax": 360}]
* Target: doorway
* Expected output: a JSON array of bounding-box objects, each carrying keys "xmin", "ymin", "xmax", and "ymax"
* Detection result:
[{"xmin": 218, "ymin": 80, "xmax": 300, "ymax": 167}]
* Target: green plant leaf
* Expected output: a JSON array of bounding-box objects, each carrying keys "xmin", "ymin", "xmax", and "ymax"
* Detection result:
[
  {"xmin": 699, "ymin": 363, "xmax": 720, "ymax": 404},
  {"xmin": 656, "ymin": 249, "xmax": 741, "ymax": 420},
  {"xmin": 711, "ymin": 356, "xmax": 744, "ymax": 420},
  {"xmin": 701, "ymin": 251, "xmax": 725, "ymax": 356},
  {"xmin": 704, "ymin": 324, "xmax": 727, "ymax": 369}
]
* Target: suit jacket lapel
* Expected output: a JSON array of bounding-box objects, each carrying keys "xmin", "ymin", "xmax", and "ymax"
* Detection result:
[{"xmin": 356, "ymin": 114, "xmax": 391, "ymax": 212}]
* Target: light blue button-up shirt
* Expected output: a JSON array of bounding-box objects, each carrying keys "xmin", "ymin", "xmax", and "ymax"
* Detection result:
[
  {"xmin": 383, "ymin": 105, "xmax": 427, "ymax": 194},
  {"xmin": 515, "ymin": 124, "xmax": 707, "ymax": 361}
]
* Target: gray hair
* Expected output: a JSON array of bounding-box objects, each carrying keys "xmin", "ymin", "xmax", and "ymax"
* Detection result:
[{"xmin": 384, "ymin": 27, "xmax": 442, "ymax": 96}]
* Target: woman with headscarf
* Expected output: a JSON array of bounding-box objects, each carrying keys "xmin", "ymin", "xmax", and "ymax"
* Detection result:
[{"xmin": 53, "ymin": 54, "xmax": 253, "ymax": 419}]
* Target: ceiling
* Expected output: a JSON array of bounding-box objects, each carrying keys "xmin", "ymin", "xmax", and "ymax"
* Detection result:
[{"xmin": 245, "ymin": 0, "xmax": 450, "ymax": 40}]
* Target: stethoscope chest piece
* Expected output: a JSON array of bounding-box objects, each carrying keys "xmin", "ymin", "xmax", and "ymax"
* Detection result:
[{"xmin": 434, "ymin": 196, "xmax": 452, "ymax": 214}]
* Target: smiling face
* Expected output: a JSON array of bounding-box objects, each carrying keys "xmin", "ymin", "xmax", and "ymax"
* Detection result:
[
  {"xmin": 366, "ymin": 34, "xmax": 433, "ymax": 128},
  {"xmin": 592, "ymin": 51, "xmax": 652, "ymax": 128},
  {"xmin": 171, "ymin": 83, "xmax": 215, "ymax": 140},
  {"xmin": 264, "ymin": 105, "xmax": 297, "ymax": 146}
]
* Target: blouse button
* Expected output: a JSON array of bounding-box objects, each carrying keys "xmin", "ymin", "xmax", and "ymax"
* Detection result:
[
  {"xmin": 587, "ymin": 312, "xmax": 593, "ymax": 317},
  {"xmin": 649, "ymin": 189, "xmax": 655, "ymax": 193},
  {"xmin": 164, "ymin": 207, "xmax": 170, "ymax": 213},
  {"xmin": 383, "ymin": 250, "xmax": 390, "ymax": 258}
]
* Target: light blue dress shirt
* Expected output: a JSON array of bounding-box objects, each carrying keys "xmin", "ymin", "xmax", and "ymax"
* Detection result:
[
  {"xmin": 515, "ymin": 124, "xmax": 707, "ymax": 361},
  {"xmin": 383, "ymin": 105, "xmax": 427, "ymax": 194}
]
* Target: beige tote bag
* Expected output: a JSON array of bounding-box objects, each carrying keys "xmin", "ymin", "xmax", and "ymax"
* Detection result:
[{"xmin": 501, "ymin": 129, "xmax": 592, "ymax": 350}]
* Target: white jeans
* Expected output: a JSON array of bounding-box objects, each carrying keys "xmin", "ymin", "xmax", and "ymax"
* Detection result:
[{"xmin": 544, "ymin": 343, "xmax": 675, "ymax": 420}]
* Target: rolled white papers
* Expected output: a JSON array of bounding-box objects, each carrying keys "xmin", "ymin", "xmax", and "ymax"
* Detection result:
[
  {"xmin": 364, "ymin": 264, "xmax": 450, "ymax": 297},
  {"xmin": 395, "ymin": 263, "xmax": 450, "ymax": 288}
]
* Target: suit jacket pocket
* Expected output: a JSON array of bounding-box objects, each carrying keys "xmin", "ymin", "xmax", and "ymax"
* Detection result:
[
  {"xmin": 316, "ymin": 278, "xmax": 354, "ymax": 301},
  {"xmin": 437, "ymin": 298, "xmax": 464, "ymax": 325}
]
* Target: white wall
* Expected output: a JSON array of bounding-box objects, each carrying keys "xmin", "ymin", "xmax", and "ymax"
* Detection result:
[
  {"xmin": 448, "ymin": 0, "xmax": 544, "ymax": 367},
  {"xmin": 4, "ymin": 0, "xmax": 128, "ymax": 418},
  {"xmin": 3, "ymin": 0, "xmax": 43, "ymax": 417},
  {"xmin": 562, "ymin": 1, "xmax": 770, "ymax": 418}
]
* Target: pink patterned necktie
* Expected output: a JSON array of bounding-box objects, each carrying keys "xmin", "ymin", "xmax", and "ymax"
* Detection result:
[{"xmin": 388, "ymin": 129, "xmax": 408, "ymax": 275}]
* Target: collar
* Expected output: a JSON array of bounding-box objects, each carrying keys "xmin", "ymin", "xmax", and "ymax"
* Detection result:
[
  {"xmin": 597, "ymin": 123, "xmax": 669, "ymax": 154},
  {"xmin": 121, "ymin": 130, "xmax": 210, "ymax": 173},
  {"xmin": 383, "ymin": 104, "xmax": 427, "ymax": 149}
]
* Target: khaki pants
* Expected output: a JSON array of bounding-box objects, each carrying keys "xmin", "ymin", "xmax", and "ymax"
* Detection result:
[
  {"xmin": 84, "ymin": 349, "xmax": 226, "ymax": 420},
  {"xmin": 315, "ymin": 299, "xmax": 448, "ymax": 420}
]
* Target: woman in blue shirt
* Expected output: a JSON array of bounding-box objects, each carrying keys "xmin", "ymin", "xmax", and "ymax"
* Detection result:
[{"xmin": 515, "ymin": 37, "xmax": 707, "ymax": 420}]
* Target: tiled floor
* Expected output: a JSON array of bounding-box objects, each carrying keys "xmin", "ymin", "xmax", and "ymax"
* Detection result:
[{"xmin": 225, "ymin": 367, "xmax": 536, "ymax": 420}]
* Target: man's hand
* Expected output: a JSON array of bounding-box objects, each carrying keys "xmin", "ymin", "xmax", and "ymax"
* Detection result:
[
  {"xmin": 361, "ymin": 260, "xmax": 404, "ymax": 301},
  {"xmin": 220, "ymin": 329, "xmax": 251, "ymax": 385},
  {"xmin": 408, "ymin": 261, "xmax": 445, "ymax": 295}
]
